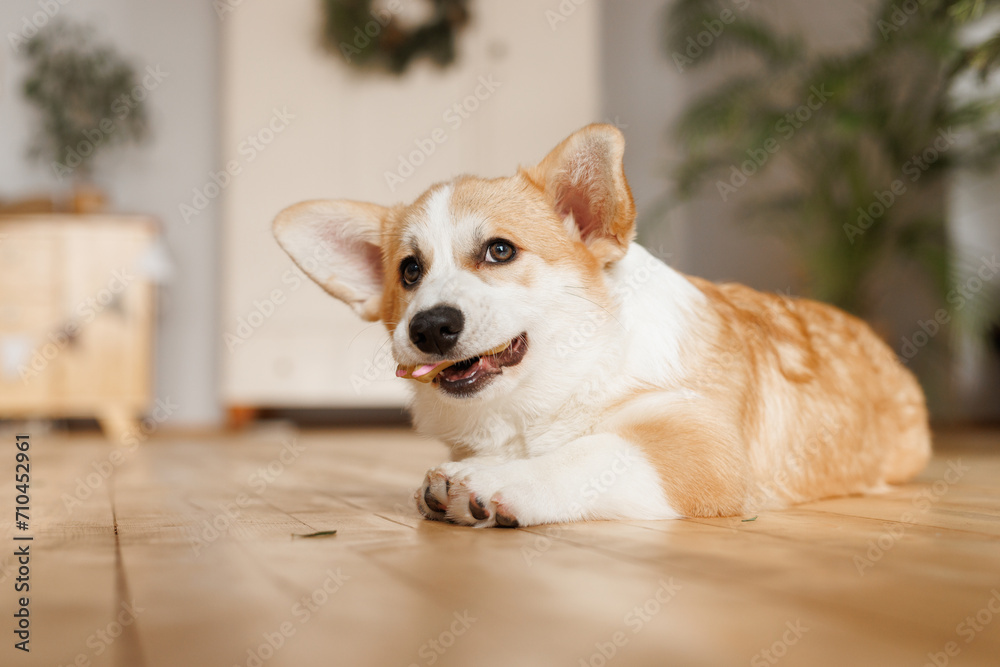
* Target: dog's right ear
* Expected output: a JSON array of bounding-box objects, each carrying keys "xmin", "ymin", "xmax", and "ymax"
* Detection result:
[{"xmin": 272, "ymin": 199, "xmax": 387, "ymax": 321}]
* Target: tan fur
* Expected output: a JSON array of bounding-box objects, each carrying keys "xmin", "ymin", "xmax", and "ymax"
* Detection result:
[{"xmin": 618, "ymin": 276, "xmax": 931, "ymax": 516}]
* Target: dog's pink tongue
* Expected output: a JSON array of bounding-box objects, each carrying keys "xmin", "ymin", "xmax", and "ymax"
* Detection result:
[
  {"xmin": 396, "ymin": 341, "xmax": 509, "ymax": 385},
  {"xmin": 397, "ymin": 364, "xmax": 438, "ymax": 379},
  {"xmin": 396, "ymin": 361, "xmax": 453, "ymax": 383}
]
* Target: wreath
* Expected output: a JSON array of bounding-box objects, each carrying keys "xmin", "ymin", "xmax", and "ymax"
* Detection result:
[{"xmin": 322, "ymin": 0, "xmax": 471, "ymax": 75}]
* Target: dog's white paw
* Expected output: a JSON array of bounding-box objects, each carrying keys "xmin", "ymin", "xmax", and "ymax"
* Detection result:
[
  {"xmin": 415, "ymin": 461, "xmax": 523, "ymax": 528},
  {"xmin": 414, "ymin": 436, "xmax": 677, "ymax": 527}
]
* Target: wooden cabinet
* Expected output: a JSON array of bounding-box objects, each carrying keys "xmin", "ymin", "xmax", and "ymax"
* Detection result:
[{"xmin": 0, "ymin": 215, "xmax": 156, "ymax": 439}]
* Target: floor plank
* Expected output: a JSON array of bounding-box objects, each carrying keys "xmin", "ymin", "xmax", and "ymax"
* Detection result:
[{"xmin": 1, "ymin": 425, "xmax": 999, "ymax": 666}]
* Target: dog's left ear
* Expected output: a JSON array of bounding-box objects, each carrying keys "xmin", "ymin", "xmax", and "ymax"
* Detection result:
[
  {"xmin": 272, "ymin": 199, "xmax": 387, "ymax": 321},
  {"xmin": 526, "ymin": 124, "xmax": 636, "ymax": 265}
]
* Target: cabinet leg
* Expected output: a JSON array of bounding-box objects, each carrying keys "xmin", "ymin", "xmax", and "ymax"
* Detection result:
[
  {"xmin": 98, "ymin": 406, "xmax": 138, "ymax": 444},
  {"xmin": 227, "ymin": 405, "xmax": 259, "ymax": 431}
]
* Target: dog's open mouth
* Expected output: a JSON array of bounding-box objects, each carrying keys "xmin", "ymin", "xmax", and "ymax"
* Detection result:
[{"xmin": 396, "ymin": 333, "xmax": 528, "ymax": 396}]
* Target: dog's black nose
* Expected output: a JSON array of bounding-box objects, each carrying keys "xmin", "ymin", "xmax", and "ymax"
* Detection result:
[{"xmin": 409, "ymin": 306, "xmax": 464, "ymax": 356}]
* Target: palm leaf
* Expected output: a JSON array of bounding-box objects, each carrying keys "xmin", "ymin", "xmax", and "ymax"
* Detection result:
[{"xmin": 664, "ymin": 2, "xmax": 802, "ymax": 70}]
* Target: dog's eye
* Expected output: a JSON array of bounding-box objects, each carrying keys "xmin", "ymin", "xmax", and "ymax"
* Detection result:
[
  {"xmin": 485, "ymin": 239, "xmax": 516, "ymax": 264},
  {"xmin": 400, "ymin": 257, "xmax": 422, "ymax": 287}
]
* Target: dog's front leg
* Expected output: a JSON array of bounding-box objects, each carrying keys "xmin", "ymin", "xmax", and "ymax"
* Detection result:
[{"xmin": 415, "ymin": 435, "xmax": 679, "ymax": 528}]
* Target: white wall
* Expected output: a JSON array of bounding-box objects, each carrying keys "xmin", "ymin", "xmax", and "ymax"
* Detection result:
[
  {"xmin": 0, "ymin": 0, "xmax": 220, "ymax": 425},
  {"xmin": 950, "ymin": 169, "xmax": 1000, "ymax": 420}
]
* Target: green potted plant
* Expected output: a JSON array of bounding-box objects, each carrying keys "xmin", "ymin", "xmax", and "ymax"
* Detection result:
[
  {"xmin": 21, "ymin": 18, "xmax": 149, "ymax": 213},
  {"xmin": 665, "ymin": 0, "xmax": 1000, "ymax": 311},
  {"xmin": 663, "ymin": 0, "xmax": 1000, "ymax": 410}
]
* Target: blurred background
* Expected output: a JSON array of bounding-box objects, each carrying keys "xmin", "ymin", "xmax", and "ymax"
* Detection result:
[{"xmin": 1, "ymin": 0, "xmax": 998, "ymax": 437}]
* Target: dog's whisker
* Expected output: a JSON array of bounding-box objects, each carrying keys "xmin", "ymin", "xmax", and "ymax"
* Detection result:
[
  {"xmin": 560, "ymin": 286, "xmax": 625, "ymax": 330},
  {"xmin": 370, "ymin": 334, "xmax": 396, "ymax": 368},
  {"xmin": 347, "ymin": 321, "xmax": 388, "ymax": 352}
]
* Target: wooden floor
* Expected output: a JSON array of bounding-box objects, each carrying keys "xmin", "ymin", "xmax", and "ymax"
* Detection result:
[{"xmin": 1, "ymin": 425, "xmax": 999, "ymax": 667}]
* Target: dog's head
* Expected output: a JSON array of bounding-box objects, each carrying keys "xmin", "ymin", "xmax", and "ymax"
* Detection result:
[{"xmin": 273, "ymin": 124, "xmax": 635, "ymax": 401}]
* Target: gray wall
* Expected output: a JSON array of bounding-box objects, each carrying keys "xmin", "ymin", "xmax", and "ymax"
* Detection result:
[
  {"xmin": 600, "ymin": 0, "xmax": 802, "ymax": 290},
  {"xmin": 1, "ymin": 0, "xmax": 220, "ymax": 425}
]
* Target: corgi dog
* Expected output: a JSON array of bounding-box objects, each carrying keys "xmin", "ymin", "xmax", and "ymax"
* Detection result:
[{"xmin": 273, "ymin": 124, "xmax": 931, "ymax": 528}]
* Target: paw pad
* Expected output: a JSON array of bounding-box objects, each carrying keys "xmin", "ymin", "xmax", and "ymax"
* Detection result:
[
  {"xmin": 468, "ymin": 495, "xmax": 490, "ymax": 521},
  {"xmin": 494, "ymin": 503, "xmax": 519, "ymax": 528},
  {"xmin": 424, "ymin": 486, "xmax": 447, "ymax": 513}
]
